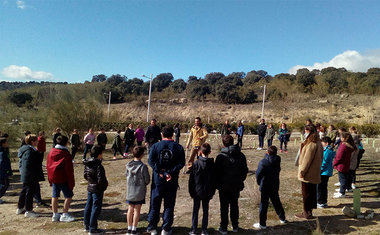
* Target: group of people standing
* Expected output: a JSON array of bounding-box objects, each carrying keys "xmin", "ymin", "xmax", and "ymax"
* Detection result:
[{"xmin": 0, "ymin": 117, "xmax": 366, "ymax": 235}]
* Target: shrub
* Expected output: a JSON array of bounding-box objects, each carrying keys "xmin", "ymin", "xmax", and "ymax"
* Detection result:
[{"xmin": 8, "ymin": 92, "xmax": 33, "ymax": 107}]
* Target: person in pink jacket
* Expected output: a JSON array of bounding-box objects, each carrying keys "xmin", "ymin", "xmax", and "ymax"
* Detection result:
[
  {"xmin": 135, "ymin": 125, "xmax": 145, "ymax": 146},
  {"xmin": 83, "ymin": 129, "xmax": 95, "ymax": 160}
]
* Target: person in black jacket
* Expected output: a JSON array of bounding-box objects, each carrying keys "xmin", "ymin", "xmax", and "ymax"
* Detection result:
[
  {"xmin": 174, "ymin": 123, "xmax": 180, "ymax": 144},
  {"xmin": 188, "ymin": 143, "xmax": 215, "ymax": 235},
  {"xmin": 52, "ymin": 128, "xmax": 62, "ymax": 148},
  {"xmin": 253, "ymin": 146, "xmax": 287, "ymax": 230},
  {"xmin": 17, "ymin": 134, "xmax": 44, "ymax": 218},
  {"xmin": 145, "ymin": 119, "xmax": 162, "ymax": 152},
  {"xmin": 214, "ymin": 135, "xmax": 248, "ymax": 234},
  {"xmin": 70, "ymin": 129, "xmax": 80, "ymax": 160},
  {"xmin": 124, "ymin": 124, "xmax": 136, "ymax": 157},
  {"xmin": 257, "ymin": 119, "xmax": 267, "ymax": 150},
  {"xmin": 83, "ymin": 145, "xmax": 108, "ymax": 234},
  {"xmin": 96, "ymin": 128, "xmax": 108, "ymax": 151},
  {"xmin": 0, "ymin": 137, "xmax": 12, "ymax": 204}
]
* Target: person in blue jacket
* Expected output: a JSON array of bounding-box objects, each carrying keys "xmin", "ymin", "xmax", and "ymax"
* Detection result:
[
  {"xmin": 236, "ymin": 121, "xmax": 244, "ymax": 149},
  {"xmin": 0, "ymin": 137, "xmax": 12, "ymax": 204},
  {"xmin": 253, "ymin": 146, "xmax": 287, "ymax": 230},
  {"xmin": 317, "ymin": 137, "xmax": 335, "ymax": 208},
  {"xmin": 147, "ymin": 126, "xmax": 185, "ymax": 235}
]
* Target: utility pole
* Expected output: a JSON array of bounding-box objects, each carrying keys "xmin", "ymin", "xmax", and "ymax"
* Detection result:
[
  {"xmin": 143, "ymin": 74, "xmax": 153, "ymax": 122},
  {"xmin": 107, "ymin": 91, "xmax": 111, "ymax": 120},
  {"xmin": 261, "ymin": 85, "xmax": 266, "ymax": 120}
]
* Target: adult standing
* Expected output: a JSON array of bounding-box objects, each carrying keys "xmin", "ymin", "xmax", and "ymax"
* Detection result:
[
  {"xmin": 147, "ymin": 126, "xmax": 185, "ymax": 235},
  {"xmin": 70, "ymin": 129, "xmax": 80, "ymax": 161},
  {"xmin": 83, "ymin": 129, "xmax": 95, "ymax": 160},
  {"xmin": 35, "ymin": 131, "xmax": 47, "ymax": 207},
  {"xmin": 124, "ymin": 124, "xmax": 136, "ymax": 157},
  {"xmin": 52, "ymin": 128, "xmax": 62, "ymax": 148},
  {"xmin": 221, "ymin": 120, "xmax": 231, "ymax": 136},
  {"xmin": 174, "ymin": 123, "xmax": 181, "ymax": 144},
  {"xmin": 0, "ymin": 137, "xmax": 12, "ymax": 204},
  {"xmin": 257, "ymin": 119, "xmax": 267, "ymax": 150},
  {"xmin": 186, "ymin": 117, "xmax": 208, "ymax": 170},
  {"xmin": 295, "ymin": 126, "xmax": 323, "ymax": 220},
  {"xmin": 214, "ymin": 135, "xmax": 248, "ymax": 234},
  {"xmin": 96, "ymin": 128, "xmax": 108, "ymax": 151},
  {"xmin": 145, "ymin": 119, "xmax": 162, "ymax": 152},
  {"xmin": 17, "ymin": 134, "xmax": 44, "ymax": 217},
  {"xmin": 326, "ymin": 125, "xmax": 338, "ymax": 144},
  {"xmin": 236, "ymin": 121, "xmax": 244, "ymax": 149}
]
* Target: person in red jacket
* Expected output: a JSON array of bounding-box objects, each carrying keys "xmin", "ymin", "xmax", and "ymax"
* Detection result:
[
  {"xmin": 47, "ymin": 135, "xmax": 75, "ymax": 222},
  {"xmin": 34, "ymin": 131, "xmax": 47, "ymax": 207},
  {"xmin": 333, "ymin": 132, "xmax": 356, "ymax": 198}
]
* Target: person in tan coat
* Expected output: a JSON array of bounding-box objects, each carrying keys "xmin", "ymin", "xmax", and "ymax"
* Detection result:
[
  {"xmin": 186, "ymin": 117, "xmax": 208, "ymax": 170},
  {"xmin": 295, "ymin": 126, "xmax": 323, "ymax": 220}
]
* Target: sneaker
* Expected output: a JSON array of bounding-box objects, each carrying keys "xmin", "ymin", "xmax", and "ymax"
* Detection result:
[
  {"xmin": 295, "ymin": 212, "xmax": 314, "ymax": 220},
  {"xmin": 232, "ymin": 227, "xmax": 239, "ymax": 233},
  {"xmin": 285, "ymin": 150, "xmax": 288, "ymax": 153},
  {"xmin": 335, "ymin": 188, "xmax": 341, "ymax": 192},
  {"xmin": 333, "ymin": 192, "xmax": 346, "ymax": 198},
  {"xmin": 201, "ymin": 231, "xmax": 209, "ymax": 235},
  {"xmin": 257, "ymin": 147, "xmax": 262, "ymax": 150},
  {"xmin": 334, "ymin": 182, "xmax": 341, "ymax": 186},
  {"xmin": 280, "ymin": 219, "xmax": 288, "ymax": 224},
  {"xmin": 346, "ymin": 189, "xmax": 353, "ymax": 193},
  {"xmin": 131, "ymin": 231, "xmax": 137, "ymax": 235},
  {"xmin": 0, "ymin": 199, "xmax": 4, "ymax": 204},
  {"xmin": 72, "ymin": 160, "xmax": 75, "ymax": 163},
  {"xmin": 147, "ymin": 229, "xmax": 158, "ymax": 235},
  {"xmin": 113, "ymin": 156, "xmax": 117, "ymax": 160},
  {"xmin": 52, "ymin": 213, "xmax": 61, "ymax": 222},
  {"xmin": 25, "ymin": 211, "xmax": 39, "ymax": 218},
  {"xmin": 189, "ymin": 231, "xmax": 197, "ymax": 235},
  {"xmin": 218, "ymin": 227, "xmax": 228, "ymax": 235},
  {"xmin": 317, "ymin": 203, "xmax": 324, "ymax": 209},
  {"xmin": 161, "ymin": 230, "xmax": 172, "ymax": 235},
  {"xmin": 280, "ymin": 149, "xmax": 283, "ymax": 153},
  {"xmin": 16, "ymin": 208, "xmax": 26, "ymax": 215},
  {"xmin": 126, "ymin": 229, "xmax": 132, "ymax": 235},
  {"xmin": 59, "ymin": 213, "xmax": 75, "ymax": 222},
  {"xmin": 84, "ymin": 228, "xmax": 89, "ymax": 232},
  {"xmin": 89, "ymin": 229, "xmax": 104, "ymax": 235},
  {"xmin": 351, "ymin": 184, "xmax": 356, "ymax": 189},
  {"xmin": 253, "ymin": 223, "xmax": 266, "ymax": 230}
]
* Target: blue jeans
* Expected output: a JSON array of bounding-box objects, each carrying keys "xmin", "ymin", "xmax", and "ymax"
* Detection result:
[
  {"xmin": 84, "ymin": 192, "xmax": 104, "ymax": 232},
  {"xmin": 124, "ymin": 143, "xmax": 132, "ymax": 154},
  {"xmin": 147, "ymin": 181, "xmax": 178, "ymax": 232},
  {"xmin": 34, "ymin": 182, "xmax": 42, "ymax": 203},
  {"xmin": 259, "ymin": 135, "xmax": 265, "ymax": 148},
  {"xmin": 338, "ymin": 172, "xmax": 351, "ymax": 194},
  {"xmin": 267, "ymin": 139, "xmax": 273, "ymax": 147},
  {"xmin": 83, "ymin": 144, "xmax": 93, "ymax": 160},
  {"xmin": 219, "ymin": 190, "xmax": 239, "ymax": 230},
  {"xmin": 192, "ymin": 198, "xmax": 210, "ymax": 232},
  {"xmin": 0, "ymin": 177, "xmax": 9, "ymax": 198}
]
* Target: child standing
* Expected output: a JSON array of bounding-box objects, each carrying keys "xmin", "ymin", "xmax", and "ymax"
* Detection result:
[
  {"xmin": 0, "ymin": 137, "xmax": 12, "ymax": 204},
  {"xmin": 317, "ymin": 137, "xmax": 335, "ymax": 208},
  {"xmin": 265, "ymin": 124, "xmax": 275, "ymax": 148},
  {"xmin": 188, "ymin": 143, "xmax": 215, "ymax": 235},
  {"xmin": 236, "ymin": 121, "xmax": 244, "ymax": 149},
  {"xmin": 278, "ymin": 123, "xmax": 289, "ymax": 153},
  {"xmin": 83, "ymin": 129, "xmax": 96, "ymax": 160},
  {"xmin": 135, "ymin": 125, "xmax": 145, "ymax": 146},
  {"xmin": 126, "ymin": 146, "xmax": 150, "ymax": 235},
  {"xmin": 253, "ymin": 146, "xmax": 287, "ymax": 230},
  {"xmin": 112, "ymin": 130, "xmax": 123, "ymax": 159},
  {"xmin": 70, "ymin": 129, "xmax": 80, "ymax": 161},
  {"xmin": 83, "ymin": 145, "xmax": 108, "ymax": 234}
]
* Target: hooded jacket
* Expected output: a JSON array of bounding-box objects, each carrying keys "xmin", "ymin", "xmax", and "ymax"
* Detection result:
[
  {"xmin": 0, "ymin": 147, "xmax": 12, "ymax": 181},
  {"xmin": 145, "ymin": 125, "xmax": 161, "ymax": 145},
  {"xmin": 84, "ymin": 158, "xmax": 108, "ymax": 194},
  {"xmin": 18, "ymin": 145, "xmax": 44, "ymax": 184},
  {"xmin": 350, "ymin": 134, "xmax": 360, "ymax": 170},
  {"xmin": 47, "ymin": 146, "xmax": 75, "ymax": 190},
  {"xmin": 126, "ymin": 160, "xmax": 150, "ymax": 202},
  {"xmin": 298, "ymin": 133, "xmax": 323, "ymax": 184},
  {"xmin": 124, "ymin": 128, "xmax": 136, "ymax": 145},
  {"xmin": 256, "ymin": 154, "xmax": 281, "ymax": 193},
  {"xmin": 112, "ymin": 134, "xmax": 122, "ymax": 149},
  {"xmin": 188, "ymin": 156, "xmax": 215, "ymax": 200},
  {"xmin": 333, "ymin": 142, "xmax": 355, "ymax": 173},
  {"xmin": 257, "ymin": 123, "xmax": 267, "ymax": 137},
  {"xmin": 135, "ymin": 128, "xmax": 145, "ymax": 142},
  {"xmin": 265, "ymin": 128, "xmax": 275, "ymax": 140},
  {"xmin": 37, "ymin": 136, "xmax": 46, "ymax": 153},
  {"xmin": 70, "ymin": 134, "xmax": 80, "ymax": 147},
  {"xmin": 321, "ymin": 145, "xmax": 335, "ymax": 176},
  {"xmin": 214, "ymin": 145, "xmax": 248, "ymax": 192},
  {"xmin": 97, "ymin": 133, "xmax": 108, "ymax": 146}
]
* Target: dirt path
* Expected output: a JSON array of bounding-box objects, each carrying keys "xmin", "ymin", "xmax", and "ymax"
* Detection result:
[{"xmin": 0, "ymin": 137, "xmax": 379, "ymax": 234}]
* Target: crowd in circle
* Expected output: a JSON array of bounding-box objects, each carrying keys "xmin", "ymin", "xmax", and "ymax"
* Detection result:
[{"xmin": 0, "ymin": 117, "xmax": 365, "ymax": 235}]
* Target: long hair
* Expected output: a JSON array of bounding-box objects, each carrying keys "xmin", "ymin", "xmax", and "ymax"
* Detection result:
[{"xmin": 341, "ymin": 132, "xmax": 356, "ymax": 149}]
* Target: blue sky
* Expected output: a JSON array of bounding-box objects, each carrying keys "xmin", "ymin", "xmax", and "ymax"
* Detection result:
[{"xmin": 0, "ymin": 0, "xmax": 379, "ymax": 82}]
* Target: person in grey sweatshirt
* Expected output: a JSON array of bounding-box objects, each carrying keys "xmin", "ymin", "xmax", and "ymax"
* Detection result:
[{"xmin": 126, "ymin": 146, "xmax": 150, "ymax": 235}]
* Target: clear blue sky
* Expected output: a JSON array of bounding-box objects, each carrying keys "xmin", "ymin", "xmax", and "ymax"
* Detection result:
[{"xmin": 0, "ymin": 0, "xmax": 379, "ymax": 82}]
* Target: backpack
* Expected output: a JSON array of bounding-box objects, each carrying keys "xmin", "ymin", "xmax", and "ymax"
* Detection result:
[{"xmin": 158, "ymin": 143, "xmax": 174, "ymax": 170}]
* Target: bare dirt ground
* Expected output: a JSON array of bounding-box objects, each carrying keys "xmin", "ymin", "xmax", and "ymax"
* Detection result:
[{"xmin": 0, "ymin": 135, "xmax": 379, "ymax": 234}]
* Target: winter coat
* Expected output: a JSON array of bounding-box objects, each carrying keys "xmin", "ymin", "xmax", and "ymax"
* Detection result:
[
  {"xmin": 124, "ymin": 128, "xmax": 136, "ymax": 145},
  {"xmin": 265, "ymin": 128, "xmax": 275, "ymax": 140},
  {"xmin": 145, "ymin": 125, "xmax": 161, "ymax": 145},
  {"xmin": 83, "ymin": 158, "xmax": 108, "ymax": 194},
  {"xmin": 148, "ymin": 140, "xmax": 185, "ymax": 186},
  {"xmin": 37, "ymin": 136, "xmax": 46, "ymax": 153},
  {"xmin": 298, "ymin": 133, "xmax": 323, "ymax": 184},
  {"xmin": 47, "ymin": 146, "xmax": 75, "ymax": 190},
  {"xmin": 112, "ymin": 134, "xmax": 122, "ymax": 150},
  {"xmin": 333, "ymin": 142, "xmax": 355, "ymax": 173},
  {"xmin": 70, "ymin": 134, "xmax": 80, "ymax": 147},
  {"xmin": 327, "ymin": 130, "xmax": 338, "ymax": 144},
  {"xmin": 189, "ymin": 156, "xmax": 215, "ymax": 200},
  {"xmin": 18, "ymin": 145, "xmax": 44, "ymax": 184},
  {"xmin": 187, "ymin": 125, "xmax": 208, "ymax": 147},
  {"xmin": 278, "ymin": 128, "xmax": 290, "ymax": 142},
  {"xmin": 214, "ymin": 145, "xmax": 248, "ymax": 192},
  {"xmin": 52, "ymin": 133, "xmax": 61, "ymax": 147},
  {"xmin": 350, "ymin": 134, "xmax": 360, "ymax": 170},
  {"xmin": 256, "ymin": 154, "xmax": 281, "ymax": 193},
  {"xmin": 257, "ymin": 123, "xmax": 267, "ymax": 137},
  {"xmin": 97, "ymin": 133, "xmax": 108, "ymax": 146},
  {"xmin": 0, "ymin": 147, "xmax": 12, "ymax": 181},
  {"xmin": 321, "ymin": 146, "xmax": 335, "ymax": 176},
  {"xmin": 126, "ymin": 160, "xmax": 150, "ymax": 202},
  {"xmin": 135, "ymin": 128, "xmax": 145, "ymax": 142},
  {"xmin": 221, "ymin": 124, "xmax": 231, "ymax": 136},
  {"xmin": 236, "ymin": 125, "xmax": 244, "ymax": 137},
  {"xmin": 84, "ymin": 133, "xmax": 96, "ymax": 145}
]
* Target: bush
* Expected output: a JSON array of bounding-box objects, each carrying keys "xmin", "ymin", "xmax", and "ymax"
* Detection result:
[{"xmin": 8, "ymin": 92, "xmax": 33, "ymax": 107}]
